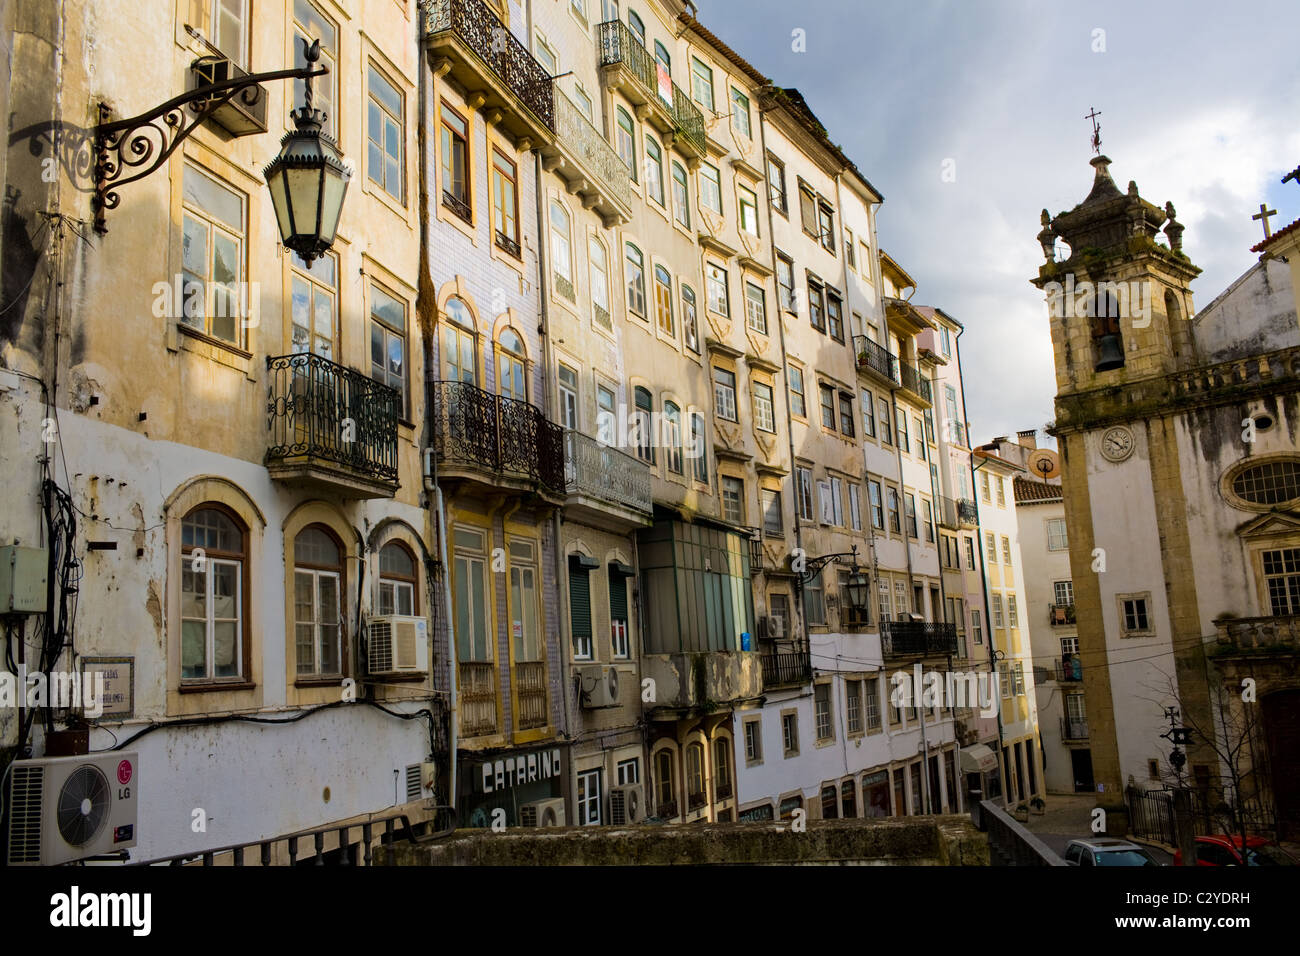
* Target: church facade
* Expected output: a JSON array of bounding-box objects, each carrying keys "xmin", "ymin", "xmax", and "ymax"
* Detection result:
[{"xmin": 1033, "ymin": 154, "xmax": 1300, "ymax": 838}]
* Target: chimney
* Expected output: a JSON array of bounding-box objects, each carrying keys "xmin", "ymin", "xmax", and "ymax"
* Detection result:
[{"xmin": 1016, "ymin": 429, "xmax": 1038, "ymax": 449}]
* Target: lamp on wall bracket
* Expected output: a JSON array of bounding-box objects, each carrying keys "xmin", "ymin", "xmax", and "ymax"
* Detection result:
[
  {"xmin": 93, "ymin": 36, "xmax": 346, "ymax": 263},
  {"xmin": 793, "ymin": 544, "xmax": 870, "ymax": 617}
]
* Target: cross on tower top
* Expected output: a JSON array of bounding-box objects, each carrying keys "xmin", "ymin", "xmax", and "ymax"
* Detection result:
[
  {"xmin": 1254, "ymin": 202, "xmax": 1278, "ymax": 239},
  {"xmin": 1085, "ymin": 107, "xmax": 1102, "ymax": 155}
]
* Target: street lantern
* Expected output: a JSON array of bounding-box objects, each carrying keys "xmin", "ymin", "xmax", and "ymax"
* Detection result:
[
  {"xmin": 844, "ymin": 567, "xmax": 870, "ymax": 615},
  {"xmin": 263, "ymin": 39, "xmax": 350, "ymax": 265}
]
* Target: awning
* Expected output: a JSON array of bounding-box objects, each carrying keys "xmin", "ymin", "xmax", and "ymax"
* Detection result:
[{"xmin": 960, "ymin": 744, "xmax": 998, "ymax": 774}]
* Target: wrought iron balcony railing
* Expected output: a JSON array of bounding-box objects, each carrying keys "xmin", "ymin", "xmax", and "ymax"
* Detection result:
[
  {"xmin": 515, "ymin": 660, "xmax": 548, "ymax": 730},
  {"xmin": 458, "ymin": 661, "xmax": 498, "ymax": 737},
  {"xmin": 1049, "ymin": 603, "xmax": 1076, "ymax": 626},
  {"xmin": 759, "ymin": 651, "xmax": 812, "ymax": 689},
  {"xmin": 423, "ymin": 0, "xmax": 554, "ymax": 132},
  {"xmin": 880, "ymin": 620, "xmax": 960, "ymax": 657},
  {"xmin": 897, "ymin": 360, "xmax": 933, "ymax": 403},
  {"xmin": 1060, "ymin": 716, "xmax": 1089, "ymax": 741},
  {"xmin": 430, "ymin": 380, "xmax": 566, "ymax": 495},
  {"xmin": 545, "ymin": 86, "xmax": 633, "ymax": 221},
  {"xmin": 265, "ymin": 353, "xmax": 400, "ymax": 483},
  {"xmin": 956, "ymin": 498, "xmax": 979, "ymax": 525},
  {"xmin": 853, "ymin": 334, "xmax": 897, "ymax": 383},
  {"xmin": 596, "ymin": 19, "xmax": 705, "ymax": 156},
  {"xmin": 564, "ymin": 429, "xmax": 652, "ymax": 515},
  {"xmin": 1055, "ymin": 656, "xmax": 1082, "ymax": 682}
]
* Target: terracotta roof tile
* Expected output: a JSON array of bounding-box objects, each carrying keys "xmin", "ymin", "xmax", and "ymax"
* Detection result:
[
  {"xmin": 1013, "ymin": 475, "xmax": 1062, "ymax": 504},
  {"xmin": 1252, "ymin": 216, "xmax": 1300, "ymax": 253}
]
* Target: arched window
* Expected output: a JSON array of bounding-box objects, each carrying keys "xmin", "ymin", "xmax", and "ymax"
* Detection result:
[
  {"xmin": 549, "ymin": 201, "xmax": 573, "ymax": 299},
  {"xmin": 625, "ymin": 243, "xmax": 646, "ymax": 318},
  {"xmin": 441, "ymin": 296, "xmax": 477, "ymax": 384},
  {"xmin": 655, "ymin": 748, "xmax": 677, "ymax": 817},
  {"xmin": 645, "ymin": 135, "xmax": 664, "ymax": 206},
  {"xmin": 654, "ymin": 39, "xmax": 670, "ymax": 73},
  {"xmin": 653, "ymin": 264, "xmax": 674, "ymax": 336},
  {"xmin": 589, "ymin": 235, "xmax": 611, "ymax": 328},
  {"xmin": 1164, "ymin": 290, "xmax": 1182, "ymax": 323},
  {"xmin": 681, "ymin": 284, "xmax": 699, "ymax": 352},
  {"xmin": 713, "ymin": 737, "xmax": 733, "ymax": 799},
  {"xmin": 497, "ymin": 328, "xmax": 527, "ymax": 402},
  {"xmin": 690, "ymin": 412, "xmax": 708, "ymax": 482},
  {"xmin": 664, "ymin": 401, "xmax": 682, "ymax": 474},
  {"xmin": 1228, "ymin": 458, "xmax": 1300, "ymax": 508},
  {"xmin": 379, "ymin": 541, "xmax": 418, "ymax": 615},
  {"xmin": 294, "ymin": 524, "xmax": 344, "ymax": 678},
  {"xmin": 616, "ymin": 108, "xmax": 636, "ymax": 180},
  {"xmin": 671, "ymin": 161, "xmax": 690, "ymax": 227},
  {"xmin": 686, "ymin": 742, "xmax": 706, "ymax": 810},
  {"xmin": 633, "ymin": 386, "xmax": 654, "ymax": 464},
  {"xmin": 628, "ymin": 9, "xmax": 645, "ymax": 45},
  {"xmin": 181, "ymin": 506, "xmax": 247, "ymax": 681}
]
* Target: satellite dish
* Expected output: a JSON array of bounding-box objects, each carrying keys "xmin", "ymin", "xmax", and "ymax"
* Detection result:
[{"xmin": 1027, "ymin": 448, "xmax": 1060, "ymax": 480}]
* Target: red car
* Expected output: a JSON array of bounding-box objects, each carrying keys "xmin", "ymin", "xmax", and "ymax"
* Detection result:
[{"xmin": 1174, "ymin": 835, "xmax": 1298, "ymax": 866}]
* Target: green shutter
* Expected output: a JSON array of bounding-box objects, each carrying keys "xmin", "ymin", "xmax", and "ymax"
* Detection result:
[
  {"xmin": 569, "ymin": 566, "xmax": 592, "ymax": 642},
  {"xmin": 608, "ymin": 572, "xmax": 628, "ymax": 624}
]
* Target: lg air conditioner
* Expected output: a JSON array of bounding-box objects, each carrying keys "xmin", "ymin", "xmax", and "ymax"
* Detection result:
[
  {"xmin": 578, "ymin": 664, "xmax": 621, "ymax": 709},
  {"xmin": 368, "ymin": 615, "xmax": 428, "ymax": 675},
  {"xmin": 609, "ymin": 783, "xmax": 645, "ymax": 825},
  {"xmin": 6, "ymin": 752, "xmax": 139, "ymax": 866},
  {"xmin": 519, "ymin": 797, "xmax": 566, "ymax": 827}
]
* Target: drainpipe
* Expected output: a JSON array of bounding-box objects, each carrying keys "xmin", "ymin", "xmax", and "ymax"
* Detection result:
[
  {"xmin": 956, "ymin": 325, "xmax": 1006, "ymax": 801},
  {"xmin": 757, "ymin": 94, "xmax": 808, "ymax": 666}
]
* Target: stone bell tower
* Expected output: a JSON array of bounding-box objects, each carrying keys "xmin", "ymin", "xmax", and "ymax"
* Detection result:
[{"xmin": 1032, "ymin": 155, "xmax": 1202, "ymax": 406}]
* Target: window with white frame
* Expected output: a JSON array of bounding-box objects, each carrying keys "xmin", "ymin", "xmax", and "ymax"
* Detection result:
[
  {"xmin": 782, "ymin": 711, "xmax": 799, "ymax": 756},
  {"xmin": 971, "ymin": 608, "xmax": 983, "ymax": 644},
  {"xmin": 368, "ymin": 66, "xmax": 405, "ymax": 204},
  {"xmin": 378, "ymin": 542, "xmax": 417, "ymax": 616},
  {"xmin": 577, "ymin": 768, "xmax": 602, "ymax": 825},
  {"xmin": 181, "ymin": 506, "xmax": 246, "ymax": 681},
  {"xmin": 847, "ymin": 679, "xmax": 862, "ymax": 734},
  {"xmin": 589, "ymin": 235, "xmax": 611, "ymax": 328},
  {"xmin": 1263, "ymin": 548, "xmax": 1300, "ymax": 615},
  {"xmin": 745, "ymin": 281, "xmax": 767, "ymax": 334},
  {"xmin": 739, "ymin": 184, "xmax": 759, "ymax": 235},
  {"xmin": 730, "ymin": 87, "xmax": 751, "ymax": 137},
  {"xmin": 992, "ymin": 594, "xmax": 1004, "ymax": 628},
  {"xmin": 671, "ymin": 161, "xmax": 690, "ymax": 227},
  {"xmin": 645, "ymin": 135, "xmax": 665, "ymax": 206},
  {"xmin": 796, "ymin": 466, "xmax": 814, "ymax": 521},
  {"xmin": 294, "ymin": 525, "xmax": 344, "ymax": 679},
  {"xmin": 699, "ymin": 162, "xmax": 722, "ymax": 214},
  {"xmin": 1120, "ymin": 595, "xmax": 1152, "ymax": 634},
  {"xmin": 293, "ymin": 1, "xmax": 337, "ymax": 137},
  {"xmin": 1054, "ymin": 580, "xmax": 1074, "ymax": 606},
  {"xmin": 752, "ymin": 380, "xmax": 776, "ymax": 432},
  {"xmin": 706, "ymin": 262, "xmax": 729, "ymax": 315},
  {"xmin": 776, "ymin": 253, "xmax": 796, "ymax": 312},
  {"xmin": 181, "ymin": 164, "xmax": 246, "ymax": 346},
  {"xmin": 1046, "ymin": 518, "xmax": 1069, "ymax": 551},
  {"xmin": 691, "ymin": 57, "xmax": 714, "ymax": 112},
  {"xmin": 762, "ymin": 488, "xmax": 782, "ymax": 536},
  {"xmin": 744, "ymin": 718, "xmax": 763, "ymax": 764},
  {"xmin": 1008, "ymin": 593, "xmax": 1019, "ymax": 628},
  {"xmin": 788, "ymin": 364, "xmax": 806, "ymax": 418},
  {"xmin": 713, "ymin": 367, "xmax": 737, "ymax": 421},
  {"xmin": 849, "ymin": 483, "xmax": 862, "ymax": 531},
  {"xmin": 682, "ymin": 284, "xmax": 700, "ymax": 352},
  {"xmin": 454, "ymin": 528, "xmax": 492, "ymax": 661},
  {"xmin": 616, "ymin": 757, "xmax": 639, "ymax": 785},
  {"xmin": 721, "ymin": 476, "xmax": 744, "ymax": 525}
]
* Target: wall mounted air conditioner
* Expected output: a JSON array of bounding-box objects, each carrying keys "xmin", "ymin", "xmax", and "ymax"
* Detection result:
[
  {"xmin": 609, "ymin": 783, "xmax": 645, "ymax": 825},
  {"xmin": 759, "ymin": 614, "xmax": 785, "ymax": 640},
  {"xmin": 519, "ymin": 797, "xmax": 566, "ymax": 827},
  {"xmin": 7, "ymin": 752, "xmax": 138, "ymax": 866},
  {"xmin": 578, "ymin": 664, "xmax": 621, "ymax": 709},
  {"xmin": 368, "ymin": 615, "xmax": 428, "ymax": 675}
]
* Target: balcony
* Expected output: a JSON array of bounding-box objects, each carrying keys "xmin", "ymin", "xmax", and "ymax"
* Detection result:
[
  {"xmin": 935, "ymin": 496, "xmax": 965, "ymax": 531},
  {"xmin": 640, "ymin": 651, "xmax": 762, "ymax": 716},
  {"xmin": 563, "ymin": 429, "xmax": 652, "ymax": 529},
  {"xmin": 459, "ymin": 661, "xmax": 498, "ymax": 738},
  {"xmin": 422, "ymin": 0, "xmax": 554, "ymax": 147},
  {"xmin": 880, "ymin": 621, "xmax": 960, "ymax": 658},
  {"xmin": 853, "ymin": 334, "xmax": 897, "ymax": 388},
  {"xmin": 540, "ymin": 87, "xmax": 633, "ymax": 226},
  {"xmin": 596, "ymin": 19, "xmax": 706, "ymax": 159},
  {"xmin": 265, "ymin": 353, "xmax": 400, "ymax": 499},
  {"xmin": 1060, "ymin": 716, "xmax": 1089, "ymax": 741},
  {"xmin": 190, "ymin": 53, "xmax": 267, "ymax": 136},
  {"xmin": 429, "ymin": 380, "xmax": 566, "ymax": 499},
  {"xmin": 1213, "ymin": 614, "xmax": 1300, "ymax": 656},
  {"xmin": 897, "ymin": 360, "xmax": 933, "ymax": 406},
  {"xmin": 759, "ymin": 650, "xmax": 812, "ymax": 689},
  {"xmin": 1055, "ymin": 656, "xmax": 1082, "ymax": 682},
  {"xmin": 515, "ymin": 661, "xmax": 548, "ymax": 731},
  {"xmin": 956, "ymin": 498, "xmax": 979, "ymax": 528},
  {"xmin": 1049, "ymin": 603, "xmax": 1076, "ymax": 627}
]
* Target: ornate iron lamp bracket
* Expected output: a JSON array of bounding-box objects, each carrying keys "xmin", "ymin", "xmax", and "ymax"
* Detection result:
[
  {"xmin": 793, "ymin": 544, "xmax": 862, "ymax": 592},
  {"xmin": 92, "ymin": 62, "xmax": 327, "ymax": 234}
]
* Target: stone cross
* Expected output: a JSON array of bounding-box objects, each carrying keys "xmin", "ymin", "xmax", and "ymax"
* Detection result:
[
  {"xmin": 1253, "ymin": 203, "xmax": 1278, "ymax": 238},
  {"xmin": 1085, "ymin": 107, "xmax": 1102, "ymax": 155}
]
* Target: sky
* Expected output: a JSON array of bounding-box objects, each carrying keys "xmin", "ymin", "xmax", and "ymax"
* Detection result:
[{"xmin": 694, "ymin": 0, "xmax": 1300, "ymax": 446}]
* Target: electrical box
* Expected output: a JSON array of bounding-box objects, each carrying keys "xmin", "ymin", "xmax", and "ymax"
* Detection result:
[{"xmin": 0, "ymin": 546, "xmax": 48, "ymax": 614}]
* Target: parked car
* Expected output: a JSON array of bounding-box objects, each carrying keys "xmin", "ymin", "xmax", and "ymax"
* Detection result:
[
  {"xmin": 1064, "ymin": 838, "xmax": 1160, "ymax": 866},
  {"xmin": 1173, "ymin": 835, "xmax": 1299, "ymax": 866}
]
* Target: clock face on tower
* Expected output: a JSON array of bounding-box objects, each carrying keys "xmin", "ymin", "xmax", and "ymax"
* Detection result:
[{"xmin": 1100, "ymin": 426, "xmax": 1135, "ymax": 463}]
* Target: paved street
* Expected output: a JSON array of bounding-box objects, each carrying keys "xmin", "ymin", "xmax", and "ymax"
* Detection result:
[{"xmin": 1022, "ymin": 793, "xmax": 1175, "ymax": 865}]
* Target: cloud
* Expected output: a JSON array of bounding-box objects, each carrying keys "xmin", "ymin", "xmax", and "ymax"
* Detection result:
[{"xmin": 696, "ymin": 0, "xmax": 1300, "ymax": 442}]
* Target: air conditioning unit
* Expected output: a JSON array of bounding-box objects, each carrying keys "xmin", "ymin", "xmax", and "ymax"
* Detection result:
[
  {"xmin": 519, "ymin": 797, "xmax": 566, "ymax": 827},
  {"xmin": 578, "ymin": 664, "xmax": 621, "ymax": 709},
  {"xmin": 609, "ymin": 783, "xmax": 645, "ymax": 825},
  {"xmin": 759, "ymin": 614, "xmax": 785, "ymax": 640},
  {"xmin": 7, "ymin": 752, "xmax": 138, "ymax": 866},
  {"xmin": 368, "ymin": 615, "xmax": 428, "ymax": 675}
]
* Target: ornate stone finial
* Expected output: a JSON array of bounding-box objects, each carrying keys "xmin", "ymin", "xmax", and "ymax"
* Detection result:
[
  {"xmin": 1128, "ymin": 180, "xmax": 1139, "ymax": 198},
  {"xmin": 1164, "ymin": 201, "xmax": 1184, "ymax": 251},
  {"xmin": 1037, "ymin": 209, "xmax": 1057, "ymax": 261}
]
